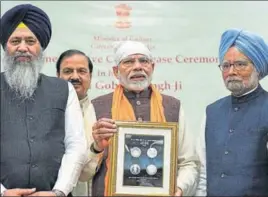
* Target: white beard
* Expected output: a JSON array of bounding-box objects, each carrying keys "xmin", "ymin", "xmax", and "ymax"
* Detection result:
[
  {"xmin": 118, "ymin": 70, "xmax": 152, "ymax": 92},
  {"xmin": 3, "ymin": 51, "xmax": 44, "ymax": 100},
  {"xmin": 225, "ymin": 68, "xmax": 259, "ymax": 96}
]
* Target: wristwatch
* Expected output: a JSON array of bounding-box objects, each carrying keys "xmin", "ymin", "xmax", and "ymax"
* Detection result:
[
  {"xmin": 90, "ymin": 142, "xmax": 103, "ymax": 154},
  {"xmin": 52, "ymin": 189, "xmax": 65, "ymax": 197}
]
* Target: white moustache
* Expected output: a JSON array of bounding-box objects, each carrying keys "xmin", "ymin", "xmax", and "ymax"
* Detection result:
[
  {"xmin": 129, "ymin": 72, "xmax": 147, "ymax": 79},
  {"xmin": 226, "ymin": 76, "xmax": 242, "ymax": 82},
  {"xmin": 14, "ymin": 52, "xmax": 33, "ymax": 57}
]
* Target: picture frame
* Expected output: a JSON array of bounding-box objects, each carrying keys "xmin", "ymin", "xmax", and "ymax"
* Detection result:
[{"xmin": 107, "ymin": 121, "xmax": 178, "ymax": 196}]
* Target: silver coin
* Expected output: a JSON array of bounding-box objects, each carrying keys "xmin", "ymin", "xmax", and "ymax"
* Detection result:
[
  {"xmin": 146, "ymin": 164, "xmax": 157, "ymax": 175},
  {"xmin": 130, "ymin": 147, "xmax": 141, "ymax": 158},
  {"xmin": 147, "ymin": 147, "xmax": 157, "ymax": 158},
  {"xmin": 130, "ymin": 164, "xmax": 141, "ymax": 175}
]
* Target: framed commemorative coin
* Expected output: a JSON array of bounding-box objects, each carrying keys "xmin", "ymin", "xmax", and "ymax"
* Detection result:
[{"xmin": 107, "ymin": 121, "xmax": 178, "ymax": 196}]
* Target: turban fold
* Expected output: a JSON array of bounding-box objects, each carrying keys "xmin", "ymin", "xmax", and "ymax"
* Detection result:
[
  {"xmin": 0, "ymin": 4, "xmax": 52, "ymax": 50},
  {"xmin": 219, "ymin": 28, "xmax": 268, "ymax": 79},
  {"xmin": 114, "ymin": 41, "xmax": 152, "ymax": 65}
]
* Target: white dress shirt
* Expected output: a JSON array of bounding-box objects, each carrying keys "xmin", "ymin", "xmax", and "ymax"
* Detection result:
[
  {"xmin": 1, "ymin": 82, "xmax": 87, "ymax": 196},
  {"xmin": 81, "ymin": 104, "xmax": 200, "ymax": 196}
]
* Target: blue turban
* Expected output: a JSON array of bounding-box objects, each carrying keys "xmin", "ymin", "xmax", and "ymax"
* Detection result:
[
  {"xmin": 219, "ymin": 28, "xmax": 268, "ymax": 79},
  {"xmin": 0, "ymin": 4, "xmax": 52, "ymax": 50}
]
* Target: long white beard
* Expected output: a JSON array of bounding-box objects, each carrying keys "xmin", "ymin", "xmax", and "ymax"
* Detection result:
[{"xmin": 3, "ymin": 51, "xmax": 44, "ymax": 100}]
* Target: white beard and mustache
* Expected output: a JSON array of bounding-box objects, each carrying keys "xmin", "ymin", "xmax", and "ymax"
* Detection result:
[
  {"xmin": 118, "ymin": 70, "xmax": 152, "ymax": 92},
  {"xmin": 224, "ymin": 68, "xmax": 259, "ymax": 96},
  {"xmin": 3, "ymin": 51, "xmax": 44, "ymax": 100}
]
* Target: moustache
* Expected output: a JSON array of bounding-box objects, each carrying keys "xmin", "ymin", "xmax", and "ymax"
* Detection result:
[
  {"xmin": 128, "ymin": 71, "xmax": 147, "ymax": 79},
  {"xmin": 68, "ymin": 79, "xmax": 81, "ymax": 85},
  {"xmin": 13, "ymin": 52, "xmax": 33, "ymax": 61},
  {"xmin": 226, "ymin": 76, "xmax": 242, "ymax": 82}
]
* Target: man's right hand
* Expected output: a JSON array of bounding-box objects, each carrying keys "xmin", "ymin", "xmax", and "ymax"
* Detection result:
[
  {"xmin": 92, "ymin": 118, "xmax": 117, "ymax": 152},
  {"xmin": 2, "ymin": 188, "xmax": 36, "ymax": 196}
]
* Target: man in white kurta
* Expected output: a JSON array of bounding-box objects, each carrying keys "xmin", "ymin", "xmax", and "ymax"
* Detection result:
[
  {"xmin": 56, "ymin": 49, "xmax": 96, "ymax": 196},
  {"xmin": 80, "ymin": 41, "xmax": 200, "ymax": 196}
]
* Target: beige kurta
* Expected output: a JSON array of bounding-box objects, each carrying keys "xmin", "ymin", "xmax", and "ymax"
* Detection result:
[
  {"xmin": 72, "ymin": 96, "xmax": 98, "ymax": 196},
  {"xmin": 81, "ymin": 104, "xmax": 200, "ymax": 196}
]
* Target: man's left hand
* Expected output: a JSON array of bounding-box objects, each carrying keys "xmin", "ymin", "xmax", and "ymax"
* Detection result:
[
  {"xmin": 175, "ymin": 188, "xmax": 183, "ymax": 197},
  {"xmin": 27, "ymin": 191, "xmax": 56, "ymax": 196}
]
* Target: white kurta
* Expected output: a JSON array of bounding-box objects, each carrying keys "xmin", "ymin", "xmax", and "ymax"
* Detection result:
[
  {"xmin": 72, "ymin": 96, "xmax": 98, "ymax": 196},
  {"xmin": 1, "ymin": 83, "xmax": 87, "ymax": 196}
]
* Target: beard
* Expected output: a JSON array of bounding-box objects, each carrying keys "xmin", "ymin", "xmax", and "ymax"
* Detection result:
[
  {"xmin": 3, "ymin": 50, "xmax": 44, "ymax": 100},
  {"xmin": 118, "ymin": 70, "xmax": 152, "ymax": 92},
  {"xmin": 224, "ymin": 69, "xmax": 259, "ymax": 96}
]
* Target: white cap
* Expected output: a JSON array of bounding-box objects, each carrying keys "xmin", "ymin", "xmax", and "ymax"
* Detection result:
[{"xmin": 113, "ymin": 41, "xmax": 152, "ymax": 65}]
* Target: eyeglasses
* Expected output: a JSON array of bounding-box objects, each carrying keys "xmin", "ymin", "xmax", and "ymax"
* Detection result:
[
  {"xmin": 120, "ymin": 56, "xmax": 151, "ymax": 67},
  {"xmin": 218, "ymin": 60, "xmax": 252, "ymax": 72}
]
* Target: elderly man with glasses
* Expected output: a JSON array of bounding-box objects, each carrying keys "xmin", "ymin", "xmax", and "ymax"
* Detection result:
[
  {"xmin": 195, "ymin": 29, "xmax": 268, "ymax": 196},
  {"xmin": 81, "ymin": 40, "xmax": 199, "ymax": 196}
]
